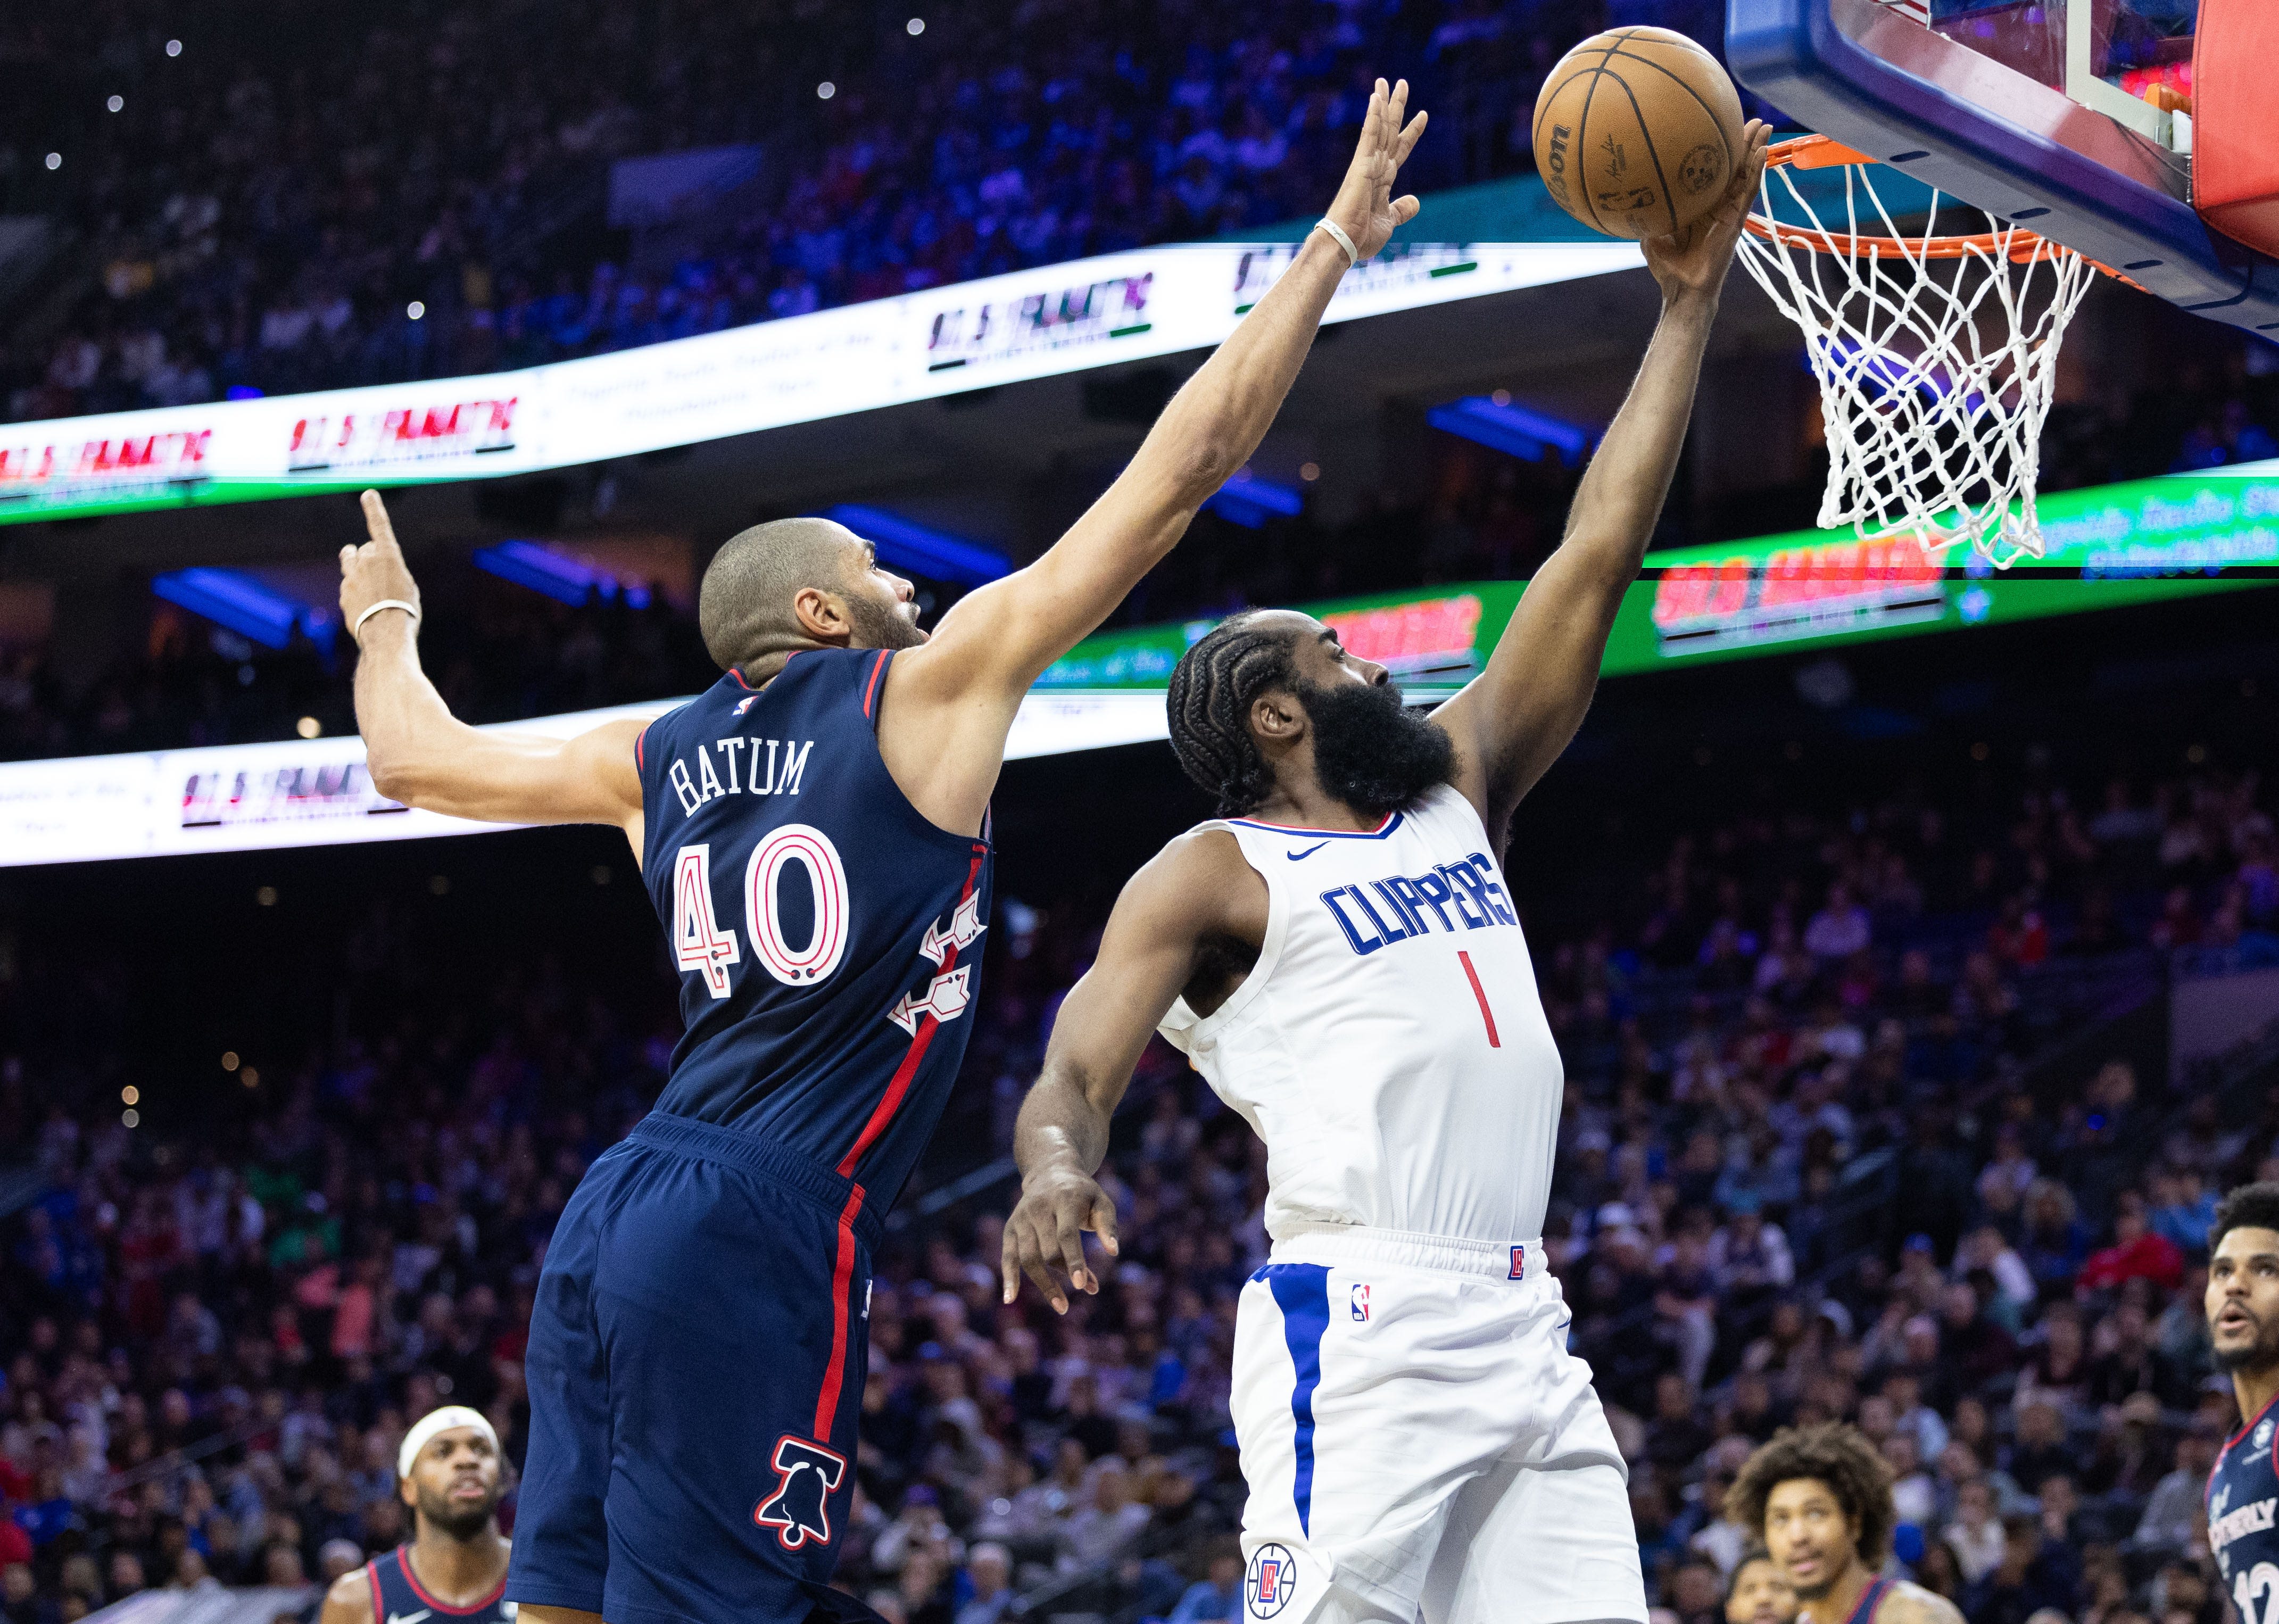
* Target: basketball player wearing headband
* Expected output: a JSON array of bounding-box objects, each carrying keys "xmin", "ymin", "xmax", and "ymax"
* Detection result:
[
  {"xmin": 321, "ymin": 1407, "xmax": 514, "ymax": 1624},
  {"xmin": 999, "ymin": 123, "xmax": 1770, "ymax": 1624}
]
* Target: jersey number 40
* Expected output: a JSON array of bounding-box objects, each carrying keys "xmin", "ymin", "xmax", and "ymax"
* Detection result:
[{"xmin": 673, "ymin": 828, "xmax": 850, "ymax": 997}]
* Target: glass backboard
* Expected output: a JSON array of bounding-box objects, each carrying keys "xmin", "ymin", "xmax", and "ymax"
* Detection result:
[{"xmin": 1726, "ymin": 0, "xmax": 2279, "ymax": 337}]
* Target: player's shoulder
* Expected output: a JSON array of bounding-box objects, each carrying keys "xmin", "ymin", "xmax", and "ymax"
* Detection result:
[
  {"xmin": 319, "ymin": 1561, "xmax": 376, "ymax": 1624},
  {"xmin": 1109, "ymin": 825, "xmax": 1262, "ymax": 933},
  {"xmin": 1880, "ymin": 1578, "xmax": 1965, "ymax": 1624}
]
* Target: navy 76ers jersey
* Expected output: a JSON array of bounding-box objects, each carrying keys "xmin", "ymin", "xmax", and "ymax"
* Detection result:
[
  {"xmin": 636, "ymin": 648, "xmax": 992, "ymax": 1207},
  {"xmin": 2209, "ymin": 1394, "xmax": 2279, "ymax": 1614}
]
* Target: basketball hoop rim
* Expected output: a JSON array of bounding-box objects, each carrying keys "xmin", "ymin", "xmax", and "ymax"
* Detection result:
[{"xmin": 1743, "ymin": 134, "xmax": 2134, "ymax": 280}]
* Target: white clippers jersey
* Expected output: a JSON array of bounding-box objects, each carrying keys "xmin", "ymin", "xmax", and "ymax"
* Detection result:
[{"xmin": 1158, "ymin": 784, "xmax": 1564, "ymax": 1247}]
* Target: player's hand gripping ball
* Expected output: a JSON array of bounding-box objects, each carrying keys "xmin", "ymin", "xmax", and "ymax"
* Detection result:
[{"xmin": 1531, "ymin": 27, "xmax": 1747, "ymax": 241}]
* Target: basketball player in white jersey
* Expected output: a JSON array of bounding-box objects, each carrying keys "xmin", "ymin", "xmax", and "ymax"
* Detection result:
[{"xmin": 1000, "ymin": 123, "xmax": 1770, "ymax": 1624}]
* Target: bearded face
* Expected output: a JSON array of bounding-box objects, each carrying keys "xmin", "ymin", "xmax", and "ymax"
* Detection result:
[{"xmin": 1294, "ymin": 678, "xmax": 1456, "ymax": 819}]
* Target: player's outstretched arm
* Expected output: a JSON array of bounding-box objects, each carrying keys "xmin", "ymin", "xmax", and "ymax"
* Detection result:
[
  {"xmin": 343, "ymin": 491, "xmax": 646, "ymax": 841},
  {"xmin": 1434, "ymin": 120, "xmax": 1769, "ymax": 840},
  {"xmin": 1002, "ymin": 833, "xmax": 1257, "ymax": 1311},
  {"xmin": 908, "ymin": 80, "xmax": 1427, "ymax": 707}
]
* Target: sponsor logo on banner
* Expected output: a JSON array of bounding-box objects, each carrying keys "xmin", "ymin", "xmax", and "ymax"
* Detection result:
[
  {"xmin": 0, "ymin": 428, "xmax": 213, "ymax": 498},
  {"xmin": 178, "ymin": 758, "xmax": 404, "ymax": 830},
  {"xmin": 1230, "ymin": 241, "xmax": 1486, "ymax": 313},
  {"xmin": 922, "ymin": 271, "xmax": 1155, "ymax": 373},
  {"xmin": 1321, "ymin": 592, "xmax": 1484, "ymax": 680},
  {"xmin": 1650, "ymin": 535, "xmax": 1949, "ymax": 657},
  {"xmin": 288, "ymin": 396, "xmax": 518, "ymax": 471}
]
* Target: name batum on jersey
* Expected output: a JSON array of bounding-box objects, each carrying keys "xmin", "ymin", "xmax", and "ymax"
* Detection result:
[
  {"xmin": 1319, "ymin": 850, "xmax": 1518, "ymax": 956},
  {"xmin": 663, "ymin": 736, "xmax": 816, "ymax": 816}
]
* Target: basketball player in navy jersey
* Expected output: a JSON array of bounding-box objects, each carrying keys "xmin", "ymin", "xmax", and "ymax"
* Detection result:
[
  {"xmin": 2203, "ymin": 1182, "xmax": 2279, "ymax": 1619},
  {"xmin": 321, "ymin": 1407, "xmax": 512, "ymax": 1624},
  {"xmin": 340, "ymin": 79, "xmax": 1428, "ymax": 1624},
  {"xmin": 1727, "ymin": 1427, "xmax": 1960, "ymax": 1624}
]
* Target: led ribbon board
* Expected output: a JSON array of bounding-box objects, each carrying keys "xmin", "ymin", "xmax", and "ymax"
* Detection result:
[
  {"xmin": 2, "ymin": 467, "xmax": 2270, "ymax": 867},
  {"xmin": 0, "ymin": 241, "xmax": 1639, "ymax": 528}
]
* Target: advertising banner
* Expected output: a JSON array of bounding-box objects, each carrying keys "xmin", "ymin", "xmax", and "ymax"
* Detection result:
[
  {"xmin": 0, "ymin": 240, "xmax": 1640, "ymax": 528},
  {"xmin": 4, "ymin": 469, "xmax": 2269, "ymax": 867}
]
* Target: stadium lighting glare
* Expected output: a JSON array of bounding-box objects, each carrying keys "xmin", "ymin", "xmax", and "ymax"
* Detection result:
[
  {"xmin": 44, "ymin": 153, "xmax": 60, "ymax": 170},
  {"xmin": 152, "ymin": 567, "xmax": 338, "ymax": 652},
  {"xmin": 907, "ymin": 16, "xmax": 925, "ymax": 32},
  {"xmin": 817, "ymin": 81, "xmax": 836, "ymax": 100},
  {"xmin": 295, "ymin": 716, "xmax": 321, "ymax": 739},
  {"xmin": 1205, "ymin": 468, "xmax": 1304, "ymax": 528},
  {"xmin": 1428, "ymin": 394, "xmax": 1593, "ymax": 468},
  {"xmin": 106, "ymin": 95, "xmax": 123, "ymax": 112},
  {"xmin": 473, "ymin": 539, "xmax": 655, "ymax": 608},
  {"xmin": 822, "ymin": 505, "xmax": 1011, "ymax": 585},
  {"xmin": 165, "ymin": 38, "xmax": 181, "ymax": 55},
  {"xmin": 1299, "ymin": 461, "xmax": 1321, "ymax": 482},
  {"xmin": 406, "ymin": 300, "xmax": 425, "ymax": 320}
]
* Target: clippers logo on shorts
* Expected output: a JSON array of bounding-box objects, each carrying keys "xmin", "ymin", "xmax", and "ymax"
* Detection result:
[
  {"xmin": 1318, "ymin": 851, "xmax": 1518, "ymax": 957},
  {"xmin": 1247, "ymin": 1544, "xmax": 1297, "ymax": 1619},
  {"xmin": 1351, "ymin": 1284, "xmax": 1370, "ymax": 1322},
  {"xmin": 753, "ymin": 1435, "xmax": 847, "ymax": 1551},
  {"xmin": 1509, "ymin": 1245, "xmax": 1526, "ymax": 1280}
]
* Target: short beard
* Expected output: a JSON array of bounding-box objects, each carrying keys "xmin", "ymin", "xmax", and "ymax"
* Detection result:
[
  {"xmin": 1295, "ymin": 680, "xmax": 1455, "ymax": 820},
  {"xmin": 842, "ymin": 592, "xmax": 926, "ymax": 651},
  {"xmin": 416, "ymin": 1488, "xmax": 498, "ymax": 1543},
  {"xmin": 2216, "ymin": 1332, "xmax": 2279, "ymax": 1374},
  {"xmin": 1790, "ymin": 1573, "xmax": 1837, "ymax": 1603}
]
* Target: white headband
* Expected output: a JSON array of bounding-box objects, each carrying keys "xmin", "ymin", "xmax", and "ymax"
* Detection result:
[{"xmin": 398, "ymin": 1406, "xmax": 499, "ymax": 1480}]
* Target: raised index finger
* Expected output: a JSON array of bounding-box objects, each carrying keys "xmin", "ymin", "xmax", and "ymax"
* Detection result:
[{"xmin": 360, "ymin": 489, "xmax": 402, "ymax": 554}]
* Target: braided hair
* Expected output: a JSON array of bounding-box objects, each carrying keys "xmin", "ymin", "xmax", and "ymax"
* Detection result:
[{"xmin": 1166, "ymin": 613, "xmax": 1302, "ymax": 816}]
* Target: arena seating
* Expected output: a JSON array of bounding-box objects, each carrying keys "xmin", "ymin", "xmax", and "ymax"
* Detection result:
[{"xmin": 4, "ymin": 731, "xmax": 2275, "ymax": 1623}]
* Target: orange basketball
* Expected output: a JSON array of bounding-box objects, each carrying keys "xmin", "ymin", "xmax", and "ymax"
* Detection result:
[{"xmin": 1530, "ymin": 27, "xmax": 1746, "ymax": 241}]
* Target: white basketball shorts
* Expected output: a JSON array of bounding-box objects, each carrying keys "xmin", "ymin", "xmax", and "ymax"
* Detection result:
[{"xmin": 1230, "ymin": 1227, "xmax": 1648, "ymax": 1624}]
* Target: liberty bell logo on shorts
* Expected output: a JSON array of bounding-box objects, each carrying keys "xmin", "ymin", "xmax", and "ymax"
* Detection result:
[
  {"xmin": 753, "ymin": 1435, "xmax": 848, "ymax": 1551},
  {"xmin": 1247, "ymin": 1543, "xmax": 1297, "ymax": 1618}
]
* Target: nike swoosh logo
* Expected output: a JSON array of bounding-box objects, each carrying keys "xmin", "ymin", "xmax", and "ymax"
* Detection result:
[
  {"xmin": 1287, "ymin": 841, "xmax": 1330, "ymax": 860},
  {"xmin": 388, "ymin": 1611, "xmax": 433, "ymax": 1624}
]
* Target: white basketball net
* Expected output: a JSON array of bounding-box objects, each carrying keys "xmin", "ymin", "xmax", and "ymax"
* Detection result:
[{"xmin": 1734, "ymin": 156, "xmax": 2100, "ymax": 565}]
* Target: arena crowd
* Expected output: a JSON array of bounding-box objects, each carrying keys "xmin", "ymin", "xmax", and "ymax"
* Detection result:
[{"xmin": 4, "ymin": 714, "xmax": 2277, "ymax": 1624}]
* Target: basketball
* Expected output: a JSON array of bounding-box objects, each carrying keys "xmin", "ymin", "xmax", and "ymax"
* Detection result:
[{"xmin": 1531, "ymin": 27, "xmax": 1747, "ymax": 239}]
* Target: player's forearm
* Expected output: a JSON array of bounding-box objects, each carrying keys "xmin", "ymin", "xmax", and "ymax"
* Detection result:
[
  {"xmin": 1559, "ymin": 289, "xmax": 1718, "ymax": 584},
  {"xmin": 1130, "ymin": 234, "xmax": 1351, "ymax": 510},
  {"xmin": 1012, "ymin": 1066, "xmax": 1117, "ymax": 1182},
  {"xmin": 351, "ymin": 616, "xmax": 485, "ymax": 805}
]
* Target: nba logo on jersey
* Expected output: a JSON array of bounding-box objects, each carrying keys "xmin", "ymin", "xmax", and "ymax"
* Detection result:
[
  {"xmin": 733, "ymin": 695, "xmax": 756, "ymax": 716},
  {"xmin": 1350, "ymin": 1283, "xmax": 1370, "ymax": 1322},
  {"xmin": 1509, "ymin": 1245, "xmax": 1526, "ymax": 1280},
  {"xmin": 1247, "ymin": 1544, "xmax": 1297, "ymax": 1618}
]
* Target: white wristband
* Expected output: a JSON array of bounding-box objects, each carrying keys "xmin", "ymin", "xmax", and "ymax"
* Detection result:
[
  {"xmin": 1314, "ymin": 218, "xmax": 1360, "ymax": 268},
  {"xmin": 353, "ymin": 599, "xmax": 421, "ymax": 641}
]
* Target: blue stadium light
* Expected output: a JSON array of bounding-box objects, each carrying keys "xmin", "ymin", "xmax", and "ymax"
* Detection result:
[
  {"xmin": 1428, "ymin": 395, "xmax": 1593, "ymax": 467},
  {"xmin": 821, "ymin": 505, "xmax": 1010, "ymax": 585},
  {"xmin": 472, "ymin": 540, "xmax": 652, "ymax": 608},
  {"xmin": 1204, "ymin": 469, "xmax": 1304, "ymax": 529},
  {"xmin": 152, "ymin": 567, "xmax": 335, "ymax": 652}
]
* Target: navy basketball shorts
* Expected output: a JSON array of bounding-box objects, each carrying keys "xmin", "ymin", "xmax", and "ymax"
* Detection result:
[{"xmin": 506, "ymin": 1112, "xmax": 880, "ymax": 1624}]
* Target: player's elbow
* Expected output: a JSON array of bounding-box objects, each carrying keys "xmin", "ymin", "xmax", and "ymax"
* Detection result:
[
  {"xmin": 1166, "ymin": 422, "xmax": 1245, "ymax": 508},
  {"xmin": 363, "ymin": 750, "xmax": 422, "ymax": 807}
]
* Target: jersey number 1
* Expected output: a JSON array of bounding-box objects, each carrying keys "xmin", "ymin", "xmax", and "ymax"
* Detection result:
[{"xmin": 674, "ymin": 828, "xmax": 852, "ymax": 998}]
